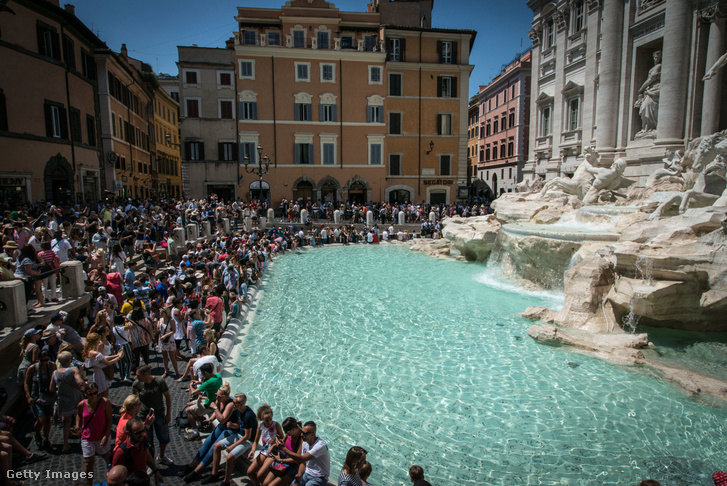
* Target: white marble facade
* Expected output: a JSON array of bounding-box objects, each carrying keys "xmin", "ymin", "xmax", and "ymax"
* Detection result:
[{"xmin": 524, "ymin": 0, "xmax": 727, "ymax": 186}]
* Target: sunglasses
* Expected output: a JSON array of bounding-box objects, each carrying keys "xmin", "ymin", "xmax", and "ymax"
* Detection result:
[{"xmin": 301, "ymin": 430, "xmax": 312, "ymax": 437}]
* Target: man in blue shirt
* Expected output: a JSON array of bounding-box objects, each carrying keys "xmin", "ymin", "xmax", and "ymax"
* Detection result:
[
  {"xmin": 123, "ymin": 263, "xmax": 136, "ymax": 293},
  {"xmin": 156, "ymin": 274, "xmax": 168, "ymax": 303}
]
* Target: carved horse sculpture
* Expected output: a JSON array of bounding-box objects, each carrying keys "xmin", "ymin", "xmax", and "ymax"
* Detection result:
[{"xmin": 648, "ymin": 155, "xmax": 727, "ymax": 220}]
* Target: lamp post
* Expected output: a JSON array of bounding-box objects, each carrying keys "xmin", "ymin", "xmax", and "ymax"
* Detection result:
[{"xmin": 242, "ymin": 145, "xmax": 271, "ymax": 210}]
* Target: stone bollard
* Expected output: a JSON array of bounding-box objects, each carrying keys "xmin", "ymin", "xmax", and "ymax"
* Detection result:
[
  {"xmin": 186, "ymin": 224, "xmax": 198, "ymax": 242},
  {"xmin": 429, "ymin": 211, "xmax": 436, "ymax": 224},
  {"xmin": 0, "ymin": 280, "xmax": 27, "ymax": 328},
  {"xmin": 173, "ymin": 227, "xmax": 185, "ymax": 253},
  {"xmin": 398, "ymin": 211, "xmax": 405, "ymax": 225},
  {"xmin": 60, "ymin": 260, "xmax": 85, "ymax": 299},
  {"xmin": 259, "ymin": 217, "xmax": 267, "ymax": 230},
  {"xmin": 244, "ymin": 216, "xmax": 252, "ymax": 232},
  {"xmin": 366, "ymin": 210, "xmax": 373, "ymax": 226},
  {"xmin": 267, "ymin": 208, "xmax": 275, "ymax": 224},
  {"xmin": 222, "ymin": 218, "xmax": 230, "ymax": 235},
  {"xmin": 334, "ymin": 210, "xmax": 341, "ymax": 224},
  {"xmin": 202, "ymin": 220, "xmax": 211, "ymax": 238},
  {"xmin": 300, "ymin": 209, "xmax": 308, "ymax": 225}
]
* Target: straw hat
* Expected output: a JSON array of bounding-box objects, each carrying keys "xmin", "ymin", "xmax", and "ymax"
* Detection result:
[{"xmin": 3, "ymin": 241, "xmax": 18, "ymax": 250}]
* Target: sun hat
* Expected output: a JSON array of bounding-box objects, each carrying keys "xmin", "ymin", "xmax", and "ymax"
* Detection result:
[
  {"xmin": 3, "ymin": 241, "xmax": 18, "ymax": 250},
  {"xmin": 41, "ymin": 327, "xmax": 56, "ymax": 339},
  {"xmin": 24, "ymin": 328, "xmax": 41, "ymax": 338}
]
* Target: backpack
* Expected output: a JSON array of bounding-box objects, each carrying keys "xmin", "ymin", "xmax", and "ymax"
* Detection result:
[{"xmin": 115, "ymin": 435, "xmax": 148, "ymax": 468}]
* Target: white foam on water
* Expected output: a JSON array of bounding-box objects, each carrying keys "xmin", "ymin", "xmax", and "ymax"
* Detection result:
[{"xmin": 473, "ymin": 265, "xmax": 565, "ymax": 311}]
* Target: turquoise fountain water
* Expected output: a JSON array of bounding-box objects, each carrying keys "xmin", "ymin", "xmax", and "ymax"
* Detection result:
[{"xmin": 224, "ymin": 245, "xmax": 726, "ymax": 485}]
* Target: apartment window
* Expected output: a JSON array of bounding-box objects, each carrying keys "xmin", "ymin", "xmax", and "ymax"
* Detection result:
[
  {"xmin": 573, "ymin": 0, "xmax": 585, "ymax": 32},
  {"xmin": 218, "ymin": 71, "xmax": 233, "ymax": 87},
  {"xmin": 367, "ymin": 105, "xmax": 384, "ymax": 123},
  {"xmin": 85, "ymin": 114, "xmax": 95, "ymax": 146},
  {"xmin": 369, "ymin": 142, "xmax": 382, "ymax": 165},
  {"xmin": 364, "ymin": 35, "xmax": 377, "ymax": 51},
  {"xmin": 240, "ymin": 142, "xmax": 257, "ymax": 164},
  {"xmin": 295, "ymin": 63, "xmax": 310, "ymax": 81},
  {"xmin": 480, "ymin": 149, "xmax": 485, "ymax": 162},
  {"xmin": 186, "ymin": 141, "xmax": 204, "ymax": 161},
  {"xmin": 389, "ymin": 73, "xmax": 402, "ymax": 96},
  {"xmin": 184, "ymin": 70, "xmax": 199, "ymax": 86},
  {"xmin": 62, "ymin": 35, "xmax": 75, "ymax": 70},
  {"xmin": 0, "ymin": 89, "xmax": 7, "ymax": 131},
  {"xmin": 486, "ymin": 121, "xmax": 491, "ymax": 137},
  {"xmin": 389, "ymin": 154, "xmax": 402, "ymax": 176},
  {"xmin": 239, "ymin": 60, "xmax": 254, "ymax": 79},
  {"xmin": 501, "ymin": 113, "xmax": 507, "ymax": 130},
  {"xmin": 544, "ymin": 19, "xmax": 554, "ymax": 49},
  {"xmin": 81, "ymin": 50, "xmax": 95, "ymax": 79},
  {"xmin": 387, "ymin": 38, "xmax": 404, "ymax": 62},
  {"xmin": 268, "ymin": 32, "xmax": 281, "ymax": 46},
  {"xmin": 185, "ymin": 98, "xmax": 200, "ymax": 118},
  {"xmin": 492, "ymin": 143, "xmax": 498, "ymax": 159},
  {"xmin": 485, "ymin": 145, "xmax": 491, "ymax": 161},
  {"xmin": 294, "ymin": 102, "xmax": 312, "ymax": 121},
  {"xmin": 170, "ymin": 92, "xmax": 179, "ymax": 102},
  {"xmin": 219, "ymin": 100, "xmax": 234, "ymax": 119},
  {"xmin": 508, "ymin": 137, "xmax": 514, "ymax": 157},
  {"xmin": 440, "ymin": 155, "xmax": 451, "ymax": 176},
  {"xmin": 37, "ymin": 23, "xmax": 60, "ymax": 60},
  {"xmin": 110, "ymin": 113, "xmax": 116, "ymax": 137},
  {"xmin": 317, "ymin": 31, "xmax": 329, "ymax": 49},
  {"xmin": 320, "ymin": 104, "xmax": 337, "ymax": 122},
  {"xmin": 124, "ymin": 121, "xmax": 130, "ymax": 143},
  {"xmin": 389, "ymin": 112, "xmax": 402, "ymax": 135},
  {"xmin": 295, "ymin": 143, "xmax": 313, "ymax": 164},
  {"xmin": 438, "ymin": 76, "xmax": 457, "ymax": 98},
  {"xmin": 369, "ymin": 66, "xmax": 382, "ymax": 84},
  {"xmin": 438, "ymin": 40, "xmax": 457, "ymax": 64},
  {"xmin": 500, "ymin": 141, "xmax": 507, "ymax": 160},
  {"xmin": 321, "ymin": 63, "xmax": 335, "ymax": 82},
  {"xmin": 69, "ymin": 107, "xmax": 82, "ymax": 142},
  {"xmin": 541, "ymin": 106, "xmax": 551, "ymax": 137},
  {"xmin": 511, "ymin": 85, "xmax": 516, "ymax": 99},
  {"xmin": 509, "ymin": 167, "xmax": 513, "ymax": 179},
  {"xmin": 493, "ymin": 118, "xmax": 499, "ymax": 133},
  {"xmin": 44, "ymin": 101, "xmax": 67, "ymax": 139},
  {"xmin": 569, "ymin": 98, "xmax": 580, "ymax": 131},
  {"xmin": 322, "ymin": 142, "xmax": 335, "ymax": 165},
  {"xmin": 293, "ymin": 30, "xmax": 305, "ymax": 48},
  {"xmin": 437, "ymin": 114, "xmax": 452, "ymax": 135},
  {"xmin": 118, "ymin": 116, "xmax": 123, "ymax": 139},
  {"xmin": 341, "ymin": 36, "xmax": 354, "ymax": 49},
  {"xmin": 239, "ymin": 101, "xmax": 258, "ymax": 120},
  {"xmin": 138, "ymin": 161, "xmax": 143, "ymax": 173},
  {"xmin": 509, "ymin": 109, "xmax": 515, "ymax": 128},
  {"xmin": 218, "ymin": 142, "xmax": 237, "ymax": 161},
  {"xmin": 242, "ymin": 30, "xmax": 257, "ymax": 45}
]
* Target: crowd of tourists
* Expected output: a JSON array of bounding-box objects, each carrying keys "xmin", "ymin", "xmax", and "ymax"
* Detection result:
[{"xmin": 0, "ymin": 196, "xmax": 453, "ymax": 486}]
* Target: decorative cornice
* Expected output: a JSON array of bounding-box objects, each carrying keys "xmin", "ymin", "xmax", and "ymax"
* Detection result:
[
  {"xmin": 700, "ymin": 3, "xmax": 726, "ymax": 22},
  {"xmin": 529, "ymin": 29, "xmax": 541, "ymax": 46},
  {"xmin": 586, "ymin": 0, "xmax": 601, "ymax": 11},
  {"xmin": 554, "ymin": 5, "xmax": 569, "ymax": 31},
  {"xmin": 630, "ymin": 12, "xmax": 666, "ymax": 40}
]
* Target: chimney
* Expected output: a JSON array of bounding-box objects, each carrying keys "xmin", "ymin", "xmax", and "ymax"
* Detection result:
[
  {"xmin": 64, "ymin": 4, "xmax": 75, "ymax": 15},
  {"xmin": 120, "ymin": 43, "xmax": 128, "ymax": 58}
]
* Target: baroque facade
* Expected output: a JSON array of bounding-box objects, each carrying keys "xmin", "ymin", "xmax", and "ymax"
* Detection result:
[{"xmin": 525, "ymin": 0, "xmax": 727, "ymax": 184}]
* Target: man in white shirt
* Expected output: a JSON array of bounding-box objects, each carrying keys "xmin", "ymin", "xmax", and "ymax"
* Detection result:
[
  {"xmin": 51, "ymin": 233, "xmax": 73, "ymax": 263},
  {"xmin": 177, "ymin": 345, "xmax": 221, "ymax": 383},
  {"xmin": 279, "ymin": 421, "xmax": 330, "ymax": 486}
]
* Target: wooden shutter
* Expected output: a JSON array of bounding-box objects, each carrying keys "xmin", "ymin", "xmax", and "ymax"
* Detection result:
[
  {"xmin": 184, "ymin": 141, "xmax": 191, "ymax": 160},
  {"xmin": 232, "ymin": 143, "xmax": 238, "ymax": 162},
  {"xmin": 331, "ymin": 105, "xmax": 337, "ymax": 122},
  {"xmin": 44, "ymin": 102, "xmax": 54, "ymax": 137},
  {"xmin": 437, "ymin": 40, "xmax": 443, "ymax": 63},
  {"xmin": 252, "ymin": 102, "xmax": 258, "ymax": 120},
  {"xmin": 198, "ymin": 142, "xmax": 205, "ymax": 160},
  {"xmin": 437, "ymin": 114, "xmax": 442, "ymax": 135},
  {"xmin": 452, "ymin": 76, "xmax": 458, "ymax": 97},
  {"xmin": 294, "ymin": 103, "xmax": 300, "ymax": 121},
  {"xmin": 452, "ymin": 41, "xmax": 458, "ymax": 64},
  {"xmin": 294, "ymin": 143, "xmax": 300, "ymax": 164},
  {"xmin": 367, "ymin": 106, "xmax": 373, "ymax": 123},
  {"xmin": 218, "ymin": 143, "xmax": 224, "ymax": 161},
  {"xmin": 319, "ymin": 104, "xmax": 324, "ymax": 122},
  {"xmin": 437, "ymin": 77, "xmax": 443, "ymax": 98},
  {"xmin": 386, "ymin": 39, "xmax": 393, "ymax": 61},
  {"xmin": 400, "ymin": 38, "xmax": 406, "ymax": 61},
  {"xmin": 308, "ymin": 144, "xmax": 314, "ymax": 164},
  {"xmin": 59, "ymin": 106, "xmax": 68, "ymax": 139}
]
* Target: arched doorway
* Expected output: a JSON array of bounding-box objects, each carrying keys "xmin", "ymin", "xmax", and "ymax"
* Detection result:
[
  {"xmin": 249, "ymin": 180, "xmax": 270, "ymax": 203},
  {"xmin": 348, "ymin": 181, "xmax": 366, "ymax": 204},
  {"xmin": 320, "ymin": 180, "xmax": 338, "ymax": 205},
  {"xmin": 44, "ymin": 154, "xmax": 74, "ymax": 204},
  {"xmin": 295, "ymin": 180, "xmax": 314, "ymax": 203}
]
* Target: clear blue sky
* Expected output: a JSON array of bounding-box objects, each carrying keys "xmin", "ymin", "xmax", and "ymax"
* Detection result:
[{"xmin": 69, "ymin": 0, "xmax": 533, "ymax": 97}]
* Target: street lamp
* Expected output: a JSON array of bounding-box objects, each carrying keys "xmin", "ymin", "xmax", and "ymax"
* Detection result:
[{"xmin": 242, "ymin": 145, "xmax": 271, "ymax": 208}]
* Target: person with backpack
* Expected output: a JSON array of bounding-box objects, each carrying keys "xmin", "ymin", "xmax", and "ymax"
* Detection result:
[
  {"xmin": 111, "ymin": 417, "xmax": 163, "ymax": 485},
  {"xmin": 24, "ymin": 347, "xmax": 56, "ymax": 449}
]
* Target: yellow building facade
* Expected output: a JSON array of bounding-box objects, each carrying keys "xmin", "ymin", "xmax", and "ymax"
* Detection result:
[{"xmin": 153, "ymin": 87, "xmax": 182, "ymax": 199}]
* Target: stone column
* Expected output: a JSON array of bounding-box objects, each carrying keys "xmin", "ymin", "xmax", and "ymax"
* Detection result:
[
  {"xmin": 60, "ymin": 260, "xmax": 85, "ymax": 299},
  {"xmin": 334, "ymin": 210, "xmax": 341, "ymax": 224},
  {"xmin": 595, "ymin": 0, "xmax": 624, "ymax": 153},
  {"xmin": 0, "ymin": 281, "xmax": 26, "ymax": 328},
  {"xmin": 701, "ymin": 11, "xmax": 726, "ymax": 136},
  {"xmin": 656, "ymin": 0, "xmax": 692, "ymax": 143}
]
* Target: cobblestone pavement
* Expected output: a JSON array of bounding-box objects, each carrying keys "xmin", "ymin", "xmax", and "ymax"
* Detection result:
[{"xmin": 10, "ymin": 351, "xmax": 253, "ymax": 486}]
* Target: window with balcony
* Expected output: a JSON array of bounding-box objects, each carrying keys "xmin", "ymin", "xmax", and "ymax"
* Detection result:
[
  {"xmin": 268, "ymin": 32, "xmax": 281, "ymax": 46},
  {"xmin": 341, "ymin": 36, "xmax": 354, "ymax": 49},
  {"xmin": 364, "ymin": 35, "xmax": 377, "ymax": 51},
  {"xmin": 317, "ymin": 31, "xmax": 329, "ymax": 49},
  {"xmin": 242, "ymin": 30, "xmax": 257, "ymax": 45},
  {"xmin": 293, "ymin": 30, "xmax": 305, "ymax": 48}
]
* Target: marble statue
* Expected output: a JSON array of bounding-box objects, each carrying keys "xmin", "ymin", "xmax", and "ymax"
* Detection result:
[
  {"xmin": 646, "ymin": 150, "xmax": 683, "ymax": 187},
  {"xmin": 703, "ymin": 51, "xmax": 727, "ymax": 81},
  {"xmin": 634, "ymin": 50, "xmax": 661, "ymax": 138},
  {"xmin": 539, "ymin": 146, "xmax": 598, "ymax": 200},
  {"xmin": 516, "ymin": 175, "xmax": 545, "ymax": 194},
  {"xmin": 582, "ymin": 158, "xmax": 636, "ymax": 205},
  {"xmin": 648, "ymin": 155, "xmax": 727, "ymax": 220}
]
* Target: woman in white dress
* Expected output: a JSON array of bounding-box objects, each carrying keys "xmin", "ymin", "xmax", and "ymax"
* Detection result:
[
  {"xmin": 82, "ymin": 333, "xmax": 123, "ymax": 398},
  {"xmin": 157, "ymin": 306, "xmax": 179, "ymax": 378}
]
